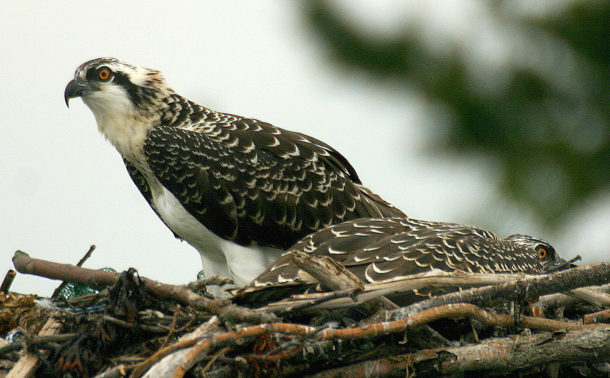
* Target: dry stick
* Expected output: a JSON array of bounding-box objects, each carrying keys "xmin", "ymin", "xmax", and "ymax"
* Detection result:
[
  {"xmin": 426, "ymin": 326, "xmax": 610, "ymax": 375},
  {"xmin": 126, "ymin": 338, "xmax": 199, "ymax": 377},
  {"xmin": 388, "ymin": 262, "xmax": 610, "ymax": 321},
  {"xmin": 278, "ymin": 288, "xmax": 363, "ymax": 314},
  {"xmin": 12, "ymin": 251, "xmax": 277, "ymax": 325},
  {"xmin": 310, "ymin": 325, "xmax": 610, "ymax": 377},
  {"xmin": 291, "ymin": 251, "xmax": 398, "ymax": 311},
  {"xmin": 0, "ymin": 334, "xmax": 78, "ymax": 357},
  {"xmin": 584, "ymin": 308, "xmax": 610, "ymax": 324},
  {"xmin": 1, "ymin": 269, "xmax": 16, "ymax": 294},
  {"xmin": 187, "ymin": 275, "xmax": 234, "ymax": 292},
  {"xmin": 306, "ymin": 356, "xmax": 414, "ymax": 378},
  {"xmin": 290, "ymin": 251, "xmax": 365, "ymax": 291},
  {"xmin": 136, "ymin": 317, "xmax": 222, "ymax": 378},
  {"xmin": 258, "ymin": 271, "xmax": 544, "ymax": 313},
  {"xmin": 568, "ymin": 287, "xmax": 610, "ymax": 306},
  {"xmin": 101, "ymin": 315, "xmax": 169, "ymax": 334},
  {"xmin": 248, "ymin": 345, "xmax": 302, "ymax": 361},
  {"xmin": 51, "ymin": 244, "xmax": 96, "ymax": 299},
  {"xmin": 93, "ymin": 364, "xmax": 128, "ymax": 378},
  {"xmin": 169, "ymin": 303, "xmax": 607, "ymax": 378},
  {"xmin": 199, "ymin": 347, "xmax": 231, "ymax": 375},
  {"xmin": 535, "ymin": 283, "xmax": 610, "ymax": 310}
]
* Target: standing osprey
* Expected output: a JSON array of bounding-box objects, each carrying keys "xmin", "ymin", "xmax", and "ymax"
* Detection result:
[{"xmin": 64, "ymin": 58, "xmax": 405, "ymax": 286}]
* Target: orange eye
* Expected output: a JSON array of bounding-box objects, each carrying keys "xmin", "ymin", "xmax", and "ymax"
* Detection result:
[
  {"xmin": 98, "ymin": 68, "xmax": 111, "ymax": 81},
  {"xmin": 537, "ymin": 247, "xmax": 547, "ymax": 259}
]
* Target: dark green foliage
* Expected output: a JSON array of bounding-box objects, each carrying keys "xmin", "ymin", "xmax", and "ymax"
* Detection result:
[{"xmin": 301, "ymin": 1, "xmax": 609, "ymax": 226}]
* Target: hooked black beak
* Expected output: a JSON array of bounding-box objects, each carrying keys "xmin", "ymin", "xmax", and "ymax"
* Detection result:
[
  {"xmin": 546, "ymin": 254, "xmax": 581, "ymax": 273},
  {"xmin": 64, "ymin": 79, "xmax": 88, "ymax": 107}
]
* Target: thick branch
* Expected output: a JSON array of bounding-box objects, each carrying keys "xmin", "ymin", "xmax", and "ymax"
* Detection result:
[
  {"xmin": 310, "ymin": 326, "xmax": 610, "ymax": 377},
  {"xmin": 12, "ymin": 251, "xmax": 277, "ymax": 324},
  {"xmin": 389, "ymin": 262, "xmax": 610, "ymax": 320},
  {"xmin": 411, "ymin": 325, "xmax": 610, "ymax": 374}
]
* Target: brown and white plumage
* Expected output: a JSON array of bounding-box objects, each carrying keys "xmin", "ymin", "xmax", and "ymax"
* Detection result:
[
  {"xmin": 64, "ymin": 58, "xmax": 404, "ymax": 286},
  {"xmin": 237, "ymin": 217, "xmax": 565, "ymax": 301}
]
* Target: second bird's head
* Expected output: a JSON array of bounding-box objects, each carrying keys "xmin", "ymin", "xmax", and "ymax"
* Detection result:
[
  {"xmin": 505, "ymin": 234, "xmax": 571, "ymax": 272},
  {"xmin": 64, "ymin": 57, "xmax": 171, "ymax": 121}
]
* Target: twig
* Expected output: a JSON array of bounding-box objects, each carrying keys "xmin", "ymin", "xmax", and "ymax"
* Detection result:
[
  {"xmin": 75, "ymin": 244, "xmax": 97, "ymax": 267},
  {"xmin": 535, "ymin": 283, "xmax": 610, "ymax": 310},
  {"xmin": 389, "ymin": 262, "xmax": 610, "ymax": 320},
  {"xmin": 1, "ymin": 270, "xmax": 16, "ymax": 294},
  {"xmin": 101, "ymin": 315, "xmax": 169, "ymax": 334},
  {"xmin": 187, "ymin": 275, "xmax": 234, "ymax": 292},
  {"xmin": 159, "ymin": 306, "xmax": 181, "ymax": 346},
  {"xmin": 255, "ymin": 324, "xmax": 330, "ymax": 362},
  {"xmin": 568, "ymin": 287, "xmax": 610, "ymax": 306},
  {"xmin": 290, "ymin": 251, "xmax": 365, "ymax": 291},
  {"xmin": 199, "ymin": 347, "xmax": 231, "ymax": 375},
  {"xmin": 291, "ymin": 251, "xmax": 398, "ymax": 313},
  {"xmin": 52, "ymin": 245, "xmax": 96, "ymax": 299},
  {"xmin": 12, "ymin": 251, "xmax": 278, "ymax": 325},
  {"xmin": 0, "ymin": 334, "xmax": 78, "ymax": 356},
  {"xmin": 277, "ymin": 288, "xmax": 362, "ymax": 314},
  {"xmin": 130, "ymin": 338, "xmax": 199, "ymax": 378},
  {"xmin": 584, "ymin": 309, "xmax": 610, "ymax": 324},
  {"xmin": 0, "ymin": 342, "xmax": 23, "ymax": 356},
  {"xmin": 247, "ymin": 345, "xmax": 302, "ymax": 361},
  {"xmin": 135, "ymin": 317, "xmax": 222, "ymax": 378},
  {"xmin": 93, "ymin": 364, "xmax": 128, "ymax": 378}
]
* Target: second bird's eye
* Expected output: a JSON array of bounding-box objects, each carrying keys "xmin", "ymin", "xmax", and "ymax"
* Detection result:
[
  {"xmin": 537, "ymin": 247, "xmax": 548, "ymax": 259},
  {"xmin": 97, "ymin": 67, "xmax": 111, "ymax": 81}
]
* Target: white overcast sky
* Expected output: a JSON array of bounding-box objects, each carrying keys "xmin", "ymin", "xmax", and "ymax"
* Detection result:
[{"xmin": 2, "ymin": 1, "xmax": 608, "ymax": 297}]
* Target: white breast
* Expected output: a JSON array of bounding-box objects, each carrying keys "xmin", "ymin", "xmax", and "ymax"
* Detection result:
[{"xmin": 151, "ymin": 185, "xmax": 284, "ymax": 287}]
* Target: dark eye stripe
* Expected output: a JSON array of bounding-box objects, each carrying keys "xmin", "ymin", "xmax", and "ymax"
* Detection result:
[{"xmin": 111, "ymin": 71, "xmax": 158, "ymax": 107}]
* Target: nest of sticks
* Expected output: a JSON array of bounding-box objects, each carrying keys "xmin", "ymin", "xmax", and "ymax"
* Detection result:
[{"xmin": 1, "ymin": 249, "xmax": 609, "ymax": 377}]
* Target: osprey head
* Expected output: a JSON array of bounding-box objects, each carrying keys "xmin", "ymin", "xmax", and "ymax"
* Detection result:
[
  {"xmin": 64, "ymin": 57, "xmax": 172, "ymax": 120},
  {"xmin": 505, "ymin": 234, "xmax": 568, "ymax": 272}
]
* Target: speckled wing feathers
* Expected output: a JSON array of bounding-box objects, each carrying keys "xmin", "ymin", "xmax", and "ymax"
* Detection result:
[
  {"xmin": 243, "ymin": 217, "xmax": 558, "ymax": 295},
  {"xmin": 144, "ymin": 100, "xmax": 404, "ymax": 249}
]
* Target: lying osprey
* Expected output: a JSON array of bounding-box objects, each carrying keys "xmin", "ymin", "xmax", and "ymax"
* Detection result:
[
  {"xmin": 64, "ymin": 58, "xmax": 405, "ymax": 286},
  {"xmin": 236, "ymin": 216, "xmax": 568, "ymax": 304}
]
